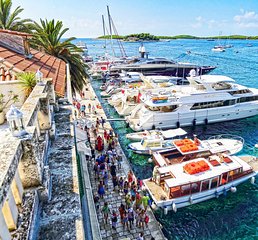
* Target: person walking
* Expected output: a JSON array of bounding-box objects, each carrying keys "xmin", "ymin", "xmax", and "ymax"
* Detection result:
[
  {"xmin": 127, "ymin": 170, "xmax": 134, "ymax": 187},
  {"xmin": 122, "ymin": 210, "xmax": 129, "ymax": 231},
  {"xmin": 137, "ymin": 232, "xmax": 144, "ymax": 240},
  {"xmin": 119, "ymin": 203, "xmax": 126, "ymax": 223},
  {"xmin": 128, "ymin": 207, "xmax": 134, "ymax": 229},
  {"xmin": 98, "ymin": 181, "xmax": 105, "ymax": 199},
  {"xmin": 110, "ymin": 162, "xmax": 117, "ymax": 178},
  {"xmin": 103, "ymin": 171, "xmax": 109, "ymax": 190},
  {"xmin": 100, "ymin": 116, "xmax": 105, "ymax": 129},
  {"xmin": 102, "ymin": 202, "xmax": 110, "ymax": 224},
  {"xmin": 125, "ymin": 193, "xmax": 131, "ymax": 209},
  {"xmin": 118, "ymin": 176, "xmax": 124, "ymax": 193},
  {"xmin": 111, "ymin": 210, "xmax": 118, "ymax": 230},
  {"xmin": 142, "ymin": 193, "xmax": 150, "ymax": 211},
  {"xmin": 112, "ymin": 176, "xmax": 118, "ymax": 192},
  {"xmin": 88, "ymin": 103, "xmax": 91, "ymax": 113},
  {"xmin": 139, "ymin": 209, "xmax": 146, "ymax": 230}
]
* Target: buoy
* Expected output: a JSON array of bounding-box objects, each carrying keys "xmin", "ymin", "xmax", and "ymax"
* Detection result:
[
  {"xmin": 176, "ymin": 121, "xmax": 180, "ymax": 128},
  {"xmin": 164, "ymin": 206, "xmax": 168, "ymax": 215},
  {"xmin": 192, "ymin": 119, "xmax": 196, "ymax": 126},
  {"xmin": 148, "ymin": 157, "xmax": 153, "ymax": 163},
  {"xmin": 204, "ymin": 118, "xmax": 208, "ymax": 125},
  {"xmin": 251, "ymin": 176, "xmax": 255, "ymax": 184},
  {"xmin": 230, "ymin": 186, "xmax": 237, "ymax": 193},
  {"xmin": 172, "ymin": 202, "xmax": 177, "ymax": 213},
  {"xmin": 189, "ymin": 196, "xmax": 193, "ymax": 204},
  {"xmin": 255, "ymin": 144, "xmax": 258, "ymax": 149}
]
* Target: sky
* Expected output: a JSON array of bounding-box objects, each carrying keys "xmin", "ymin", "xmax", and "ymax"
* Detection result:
[{"xmin": 12, "ymin": 0, "xmax": 258, "ymax": 38}]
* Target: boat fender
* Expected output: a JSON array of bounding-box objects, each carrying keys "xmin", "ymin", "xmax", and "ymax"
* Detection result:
[
  {"xmin": 148, "ymin": 157, "xmax": 153, "ymax": 163},
  {"xmin": 172, "ymin": 202, "xmax": 177, "ymax": 213},
  {"xmin": 223, "ymin": 188, "xmax": 227, "ymax": 197},
  {"xmin": 215, "ymin": 190, "xmax": 219, "ymax": 198},
  {"xmin": 230, "ymin": 186, "xmax": 237, "ymax": 193},
  {"xmin": 204, "ymin": 118, "xmax": 208, "ymax": 125},
  {"xmin": 251, "ymin": 176, "xmax": 255, "ymax": 185},
  {"xmin": 151, "ymin": 202, "xmax": 157, "ymax": 210},
  {"xmin": 126, "ymin": 122, "xmax": 129, "ymax": 128},
  {"xmin": 192, "ymin": 119, "xmax": 196, "ymax": 126},
  {"xmin": 152, "ymin": 125, "xmax": 156, "ymax": 130},
  {"xmin": 189, "ymin": 196, "xmax": 193, "ymax": 204},
  {"xmin": 176, "ymin": 121, "xmax": 180, "ymax": 128},
  {"xmin": 164, "ymin": 206, "xmax": 168, "ymax": 215}
]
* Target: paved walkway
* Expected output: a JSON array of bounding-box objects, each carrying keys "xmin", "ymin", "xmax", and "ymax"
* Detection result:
[{"xmin": 75, "ymin": 82, "xmax": 166, "ymax": 240}]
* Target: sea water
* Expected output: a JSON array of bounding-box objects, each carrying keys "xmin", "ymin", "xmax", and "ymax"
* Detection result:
[{"xmin": 80, "ymin": 38, "xmax": 258, "ymax": 240}]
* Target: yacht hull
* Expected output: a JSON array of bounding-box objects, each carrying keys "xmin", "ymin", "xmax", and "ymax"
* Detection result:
[
  {"xmin": 144, "ymin": 172, "xmax": 257, "ymax": 211},
  {"xmin": 111, "ymin": 65, "xmax": 215, "ymax": 77},
  {"xmin": 127, "ymin": 103, "xmax": 258, "ymax": 131}
]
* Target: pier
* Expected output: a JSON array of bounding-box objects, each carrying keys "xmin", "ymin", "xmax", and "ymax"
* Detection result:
[{"xmin": 75, "ymin": 80, "xmax": 166, "ymax": 240}]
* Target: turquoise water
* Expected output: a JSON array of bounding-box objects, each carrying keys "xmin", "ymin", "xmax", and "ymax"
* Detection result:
[{"xmin": 81, "ymin": 38, "xmax": 258, "ymax": 240}]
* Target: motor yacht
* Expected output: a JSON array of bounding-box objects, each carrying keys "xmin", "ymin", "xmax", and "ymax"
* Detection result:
[
  {"xmin": 126, "ymin": 74, "xmax": 258, "ymax": 131},
  {"xmin": 212, "ymin": 46, "xmax": 225, "ymax": 52},
  {"xmin": 128, "ymin": 134, "xmax": 244, "ymax": 155},
  {"xmin": 143, "ymin": 147, "xmax": 257, "ymax": 212},
  {"xmin": 109, "ymin": 57, "xmax": 216, "ymax": 77}
]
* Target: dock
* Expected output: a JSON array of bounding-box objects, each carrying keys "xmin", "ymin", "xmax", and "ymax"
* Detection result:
[{"xmin": 76, "ymin": 80, "xmax": 166, "ymax": 240}]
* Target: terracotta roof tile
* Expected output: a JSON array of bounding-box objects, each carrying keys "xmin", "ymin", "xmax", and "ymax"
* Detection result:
[{"xmin": 0, "ymin": 46, "xmax": 66, "ymax": 96}]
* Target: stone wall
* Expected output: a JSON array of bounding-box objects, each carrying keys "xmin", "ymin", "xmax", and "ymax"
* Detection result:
[{"xmin": 0, "ymin": 79, "xmax": 58, "ymax": 240}]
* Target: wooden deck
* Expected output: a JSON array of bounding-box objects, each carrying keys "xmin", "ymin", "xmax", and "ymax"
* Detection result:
[
  {"xmin": 144, "ymin": 179, "xmax": 168, "ymax": 201},
  {"xmin": 239, "ymin": 156, "xmax": 258, "ymax": 171}
]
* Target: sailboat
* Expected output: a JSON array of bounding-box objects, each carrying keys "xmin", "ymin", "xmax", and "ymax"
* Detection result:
[
  {"xmin": 92, "ymin": 6, "xmax": 129, "ymax": 73},
  {"xmin": 212, "ymin": 32, "xmax": 226, "ymax": 52}
]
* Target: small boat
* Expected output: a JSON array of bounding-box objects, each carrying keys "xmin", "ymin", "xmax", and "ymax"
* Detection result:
[
  {"xmin": 143, "ymin": 153, "xmax": 257, "ymax": 212},
  {"xmin": 212, "ymin": 46, "xmax": 225, "ymax": 52},
  {"xmin": 128, "ymin": 134, "xmax": 244, "ymax": 156},
  {"xmin": 126, "ymin": 128, "xmax": 187, "ymax": 141}
]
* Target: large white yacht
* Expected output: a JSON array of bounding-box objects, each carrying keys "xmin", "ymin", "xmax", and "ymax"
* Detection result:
[{"xmin": 126, "ymin": 74, "xmax": 258, "ymax": 131}]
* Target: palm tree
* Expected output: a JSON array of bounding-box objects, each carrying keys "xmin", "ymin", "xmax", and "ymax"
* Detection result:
[
  {"xmin": 0, "ymin": 0, "xmax": 32, "ymax": 31},
  {"xmin": 17, "ymin": 72, "xmax": 36, "ymax": 97},
  {"xmin": 30, "ymin": 19, "xmax": 89, "ymax": 94}
]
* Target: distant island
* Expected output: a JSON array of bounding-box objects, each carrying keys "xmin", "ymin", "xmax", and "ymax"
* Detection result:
[{"xmin": 98, "ymin": 33, "xmax": 258, "ymax": 41}]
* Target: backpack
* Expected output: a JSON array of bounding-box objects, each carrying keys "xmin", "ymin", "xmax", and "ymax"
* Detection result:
[{"xmin": 145, "ymin": 215, "xmax": 149, "ymax": 223}]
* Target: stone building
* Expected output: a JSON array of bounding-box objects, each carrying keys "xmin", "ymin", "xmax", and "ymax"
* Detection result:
[{"xmin": 0, "ymin": 30, "xmax": 83, "ymax": 239}]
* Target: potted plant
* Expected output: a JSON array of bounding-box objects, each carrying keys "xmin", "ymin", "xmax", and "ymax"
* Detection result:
[
  {"xmin": 0, "ymin": 91, "xmax": 19, "ymax": 124},
  {"xmin": 17, "ymin": 72, "xmax": 37, "ymax": 98}
]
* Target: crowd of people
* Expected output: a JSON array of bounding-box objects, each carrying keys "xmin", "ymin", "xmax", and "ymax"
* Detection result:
[{"xmin": 74, "ymin": 95, "xmax": 155, "ymax": 240}]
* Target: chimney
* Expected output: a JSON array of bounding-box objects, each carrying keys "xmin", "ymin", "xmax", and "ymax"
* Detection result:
[{"xmin": 0, "ymin": 29, "xmax": 33, "ymax": 58}]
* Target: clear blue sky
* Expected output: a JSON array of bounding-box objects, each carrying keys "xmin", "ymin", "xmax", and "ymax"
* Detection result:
[{"xmin": 13, "ymin": 0, "xmax": 258, "ymax": 37}]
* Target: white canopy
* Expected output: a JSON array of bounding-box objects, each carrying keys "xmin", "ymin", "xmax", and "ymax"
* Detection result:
[{"xmin": 160, "ymin": 128, "xmax": 187, "ymax": 139}]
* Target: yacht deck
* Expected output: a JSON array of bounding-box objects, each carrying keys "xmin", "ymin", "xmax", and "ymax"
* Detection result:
[{"xmin": 143, "ymin": 179, "xmax": 167, "ymax": 201}]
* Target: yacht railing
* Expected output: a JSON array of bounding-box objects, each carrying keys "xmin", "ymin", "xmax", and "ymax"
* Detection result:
[{"xmin": 207, "ymin": 134, "xmax": 244, "ymax": 154}]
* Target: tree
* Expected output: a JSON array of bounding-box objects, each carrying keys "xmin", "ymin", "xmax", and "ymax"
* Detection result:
[
  {"xmin": 0, "ymin": 0, "xmax": 31, "ymax": 31},
  {"xmin": 30, "ymin": 19, "xmax": 89, "ymax": 94}
]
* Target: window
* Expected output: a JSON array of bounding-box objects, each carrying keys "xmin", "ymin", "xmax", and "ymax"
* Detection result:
[
  {"xmin": 191, "ymin": 182, "xmax": 200, "ymax": 193},
  {"xmin": 190, "ymin": 99, "xmax": 236, "ymax": 110},
  {"xmin": 239, "ymin": 95, "xmax": 258, "ymax": 103},
  {"xmin": 210, "ymin": 177, "xmax": 219, "ymax": 189},
  {"xmin": 201, "ymin": 180, "xmax": 210, "ymax": 191}
]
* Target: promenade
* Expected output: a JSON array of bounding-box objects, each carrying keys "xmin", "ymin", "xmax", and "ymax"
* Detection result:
[{"xmin": 76, "ymin": 81, "xmax": 166, "ymax": 240}]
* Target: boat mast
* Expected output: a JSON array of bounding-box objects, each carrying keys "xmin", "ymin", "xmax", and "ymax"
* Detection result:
[
  {"xmin": 107, "ymin": 5, "xmax": 115, "ymax": 58},
  {"xmin": 102, "ymin": 15, "xmax": 107, "ymax": 56}
]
